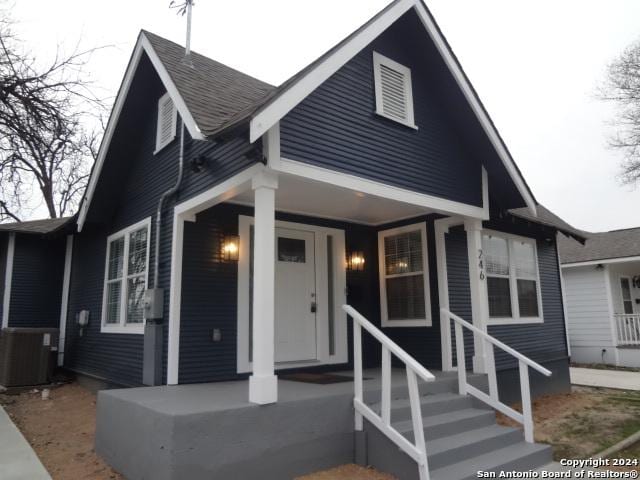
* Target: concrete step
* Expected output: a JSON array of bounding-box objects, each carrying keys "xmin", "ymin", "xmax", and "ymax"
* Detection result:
[
  {"xmin": 429, "ymin": 442, "xmax": 553, "ymax": 480},
  {"xmin": 370, "ymin": 392, "xmax": 477, "ymax": 422},
  {"xmin": 393, "ymin": 407, "xmax": 496, "ymax": 441}
]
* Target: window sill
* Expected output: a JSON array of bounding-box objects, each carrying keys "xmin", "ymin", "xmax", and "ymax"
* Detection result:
[
  {"xmin": 100, "ymin": 323, "xmax": 145, "ymax": 334},
  {"xmin": 381, "ymin": 318, "xmax": 432, "ymax": 328},
  {"xmin": 374, "ymin": 110, "xmax": 418, "ymax": 130},
  {"xmin": 486, "ymin": 317, "xmax": 544, "ymax": 326}
]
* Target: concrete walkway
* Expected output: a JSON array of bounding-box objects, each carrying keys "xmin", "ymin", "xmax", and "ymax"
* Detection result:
[
  {"xmin": 0, "ymin": 406, "xmax": 50, "ymax": 480},
  {"xmin": 570, "ymin": 367, "xmax": 640, "ymax": 391}
]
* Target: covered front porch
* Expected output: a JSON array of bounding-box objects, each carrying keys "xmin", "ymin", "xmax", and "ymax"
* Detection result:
[{"xmin": 167, "ymin": 155, "xmax": 493, "ymax": 404}]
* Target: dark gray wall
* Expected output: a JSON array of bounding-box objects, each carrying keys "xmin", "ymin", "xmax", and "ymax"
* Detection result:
[
  {"xmin": 63, "ymin": 54, "xmax": 258, "ymax": 386},
  {"xmin": 0, "ymin": 235, "xmax": 6, "ymax": 322},
  {"xmin": 6, "ymin": 234, "xmax": 65, "ymax": 328}
]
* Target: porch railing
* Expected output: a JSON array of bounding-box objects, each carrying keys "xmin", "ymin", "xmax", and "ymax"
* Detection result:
[
  {"xmin": 343, "ymin": 304, "xmax": 435, "ymax": 480},
  {"xmin": 615, "ymin": 314, "xmax": 640, "ymax": 346},
  {"xmin": 441, "ymin": 308, "xmax": 552, "ymax": 443}
]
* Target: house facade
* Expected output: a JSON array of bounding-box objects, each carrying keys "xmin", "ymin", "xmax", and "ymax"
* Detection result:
[
  {"xmin": 1, "ymin": 1, "xmax": 586, "ymax": 478},
  {"xmin": 560, "ymin": 228, "xmax": 640, "ymax": 367}
]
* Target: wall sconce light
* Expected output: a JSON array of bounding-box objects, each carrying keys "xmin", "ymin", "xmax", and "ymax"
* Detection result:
[
  {"xmin": 347, "ymin": 251, "xmax": 365, "ymax": 271},
  {"xmin": 222, "ymin": 235, "xmax": 239, "ymax": 262}
]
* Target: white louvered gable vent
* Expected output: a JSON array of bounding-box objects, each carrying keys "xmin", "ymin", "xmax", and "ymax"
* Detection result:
[
  {"xmin": 373, "ymin": 52, "xmax": 416, "ymax": 129},
  {"xmin": 155, "ymin": 92, "xmax": 177, "ymax": 153}
]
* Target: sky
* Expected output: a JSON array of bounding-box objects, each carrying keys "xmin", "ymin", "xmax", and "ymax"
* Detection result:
[{"xmin": 9, "ymin": 0, "xmax": 640, "ymax": 232}]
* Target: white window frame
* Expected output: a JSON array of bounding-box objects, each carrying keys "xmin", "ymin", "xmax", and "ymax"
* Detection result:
[
  {"xmin": 101, "ymin": 217, "xmax": 151, "ymax": 334},
  {"xmin": 483, "ymin": 229, "xmax": 544, "ymax": 325},
  {"xmin": 378, "ymin": 222, "xmax": 432, "ymax": 327},
  {"xmin": 373, "ymin": 51, "xmax": 417, "ymax": 129},
  {"xmin": 154, "ymin": 92, "xmax": 178, "ymax": 154},
  {"xmin": 619, "ymin": 275, "xmax": 635, "ymax": 315}
]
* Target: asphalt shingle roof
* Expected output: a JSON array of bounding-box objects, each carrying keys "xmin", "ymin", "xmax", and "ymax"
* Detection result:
[
  {"xmin": 508, "ymin": 205, "xmax": 587, "ymax": 242},
  {"xmin": 0, "ymin": 217, "xmax": 72, "ymax": 235},
  {"xmin": 558, "ymin": 227, "xmax": 640, "ymax": 264},
  {"xmin": 143, "ymin": 31, "xmax": 275, "ymax": 137}
]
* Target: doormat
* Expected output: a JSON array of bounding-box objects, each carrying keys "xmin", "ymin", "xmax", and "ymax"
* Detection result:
[{"xmin": 280, "ymin": 373, "xmax": 356, "ymax": 384}]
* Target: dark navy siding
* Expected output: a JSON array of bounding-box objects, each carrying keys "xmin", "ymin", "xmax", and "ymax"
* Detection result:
[
  {"xmin": 64, "ymin": 54, "xmax": 257, "ymax": 386},
  {"xmin": 7, "ymin": 234, "xmax": 65, "ymax": 328},
  {"xmin": 444, "ymin": 220, "xmax": 569, "ymax": 372},
  {"xmin": 0, "ymin": 235, "xmax": 6, "ymax": 322},
  {"xmin": 281, "ymin": 11, "xmax": 483, "ymax": 207}
]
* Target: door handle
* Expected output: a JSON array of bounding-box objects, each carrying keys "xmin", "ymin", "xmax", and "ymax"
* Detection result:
[{"xmin": 310, "ymin": 301, "xmax": 317, "ymax": 313}]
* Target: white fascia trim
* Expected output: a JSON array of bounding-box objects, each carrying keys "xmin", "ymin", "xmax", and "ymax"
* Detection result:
[
  {"xmin": 2, "ymin": 233, "xmax": 16, "ymax": 329},
  {"xmin": 277, "ymin": 157, "xmax": 489, "ymax": 219},
  {"xmin": 77, "ymin": 33, "xmax": 205, "ymax": 232},
  {"xmin": 249, "ymin": 0, "xmax": 416, "ymax": 143},
  {"xmin": 412, "ymin": 2, "xmax": 536, "ymax": 216},
  {"xmin": 57, "ymin": 235, "xmax": 74, "ymax": 366},
  {"xmin": 561, "ymin": 256, "xmax": 640, "ymax": 269}
]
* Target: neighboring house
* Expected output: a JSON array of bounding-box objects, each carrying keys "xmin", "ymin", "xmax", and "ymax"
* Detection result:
[
  {"xmin": 1, "ymin": 0, "xmax": 587, "ymax": 478},
  {"xmin": 559, "ymin": 227, "xmax": 640, "ymax": 368},
  {"xmin": 0, "ymin": 218, "xmax": 73, "ymax": 367}
]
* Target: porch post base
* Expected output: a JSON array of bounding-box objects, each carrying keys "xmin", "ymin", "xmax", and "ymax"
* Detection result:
[{"xmin": 249, "ymin": 374, "xmax": 278, "ymax": 405}]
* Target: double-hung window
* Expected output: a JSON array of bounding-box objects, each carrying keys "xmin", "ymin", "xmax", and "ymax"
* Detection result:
[
  {"xmin": 378, "ymin": 222, "xmax": 431, "ymax": 327},
  {"xmin": 101, "ymin": 218, "xmax": 151, "ymax": 334},
  {"xmin": 483, "ymin": 231, "xmax": 543, "ymax": 324}
]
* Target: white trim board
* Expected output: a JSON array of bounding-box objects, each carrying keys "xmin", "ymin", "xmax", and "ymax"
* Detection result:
[
  {"xmin": 77, "ymin": 32, "xmax": 205, "ymax": 232},
  {"xmin": 2, "ymin": 233, "xmax": 16, "ymax": 329},
  {"xmin": 236, "ymin": 215, "xmax": 348, "ymax": 374},
  {"xmin": 249, "ymin": 0, "xmax": 536, "ymax": 215},
  {"xmin": 562, "ymin": 256, "xmax": 640, "ymax": 268},
  {"xmin": 58, "ymin": 235, "xmax": 74, "ymax": 366}
]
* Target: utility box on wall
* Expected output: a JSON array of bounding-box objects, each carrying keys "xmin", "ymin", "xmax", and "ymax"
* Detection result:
[
  {"xmin": 0, "ymin": 328, "xmax": 59, "ymax": 387},
  {"xmin": 143, "ymin": 288, "xmax": 164, "ymax": 321}
]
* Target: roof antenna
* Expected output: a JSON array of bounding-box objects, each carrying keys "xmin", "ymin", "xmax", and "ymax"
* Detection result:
[{"xmin": 170, "ymin": 0, "xmax": 195, "ymax": 66}]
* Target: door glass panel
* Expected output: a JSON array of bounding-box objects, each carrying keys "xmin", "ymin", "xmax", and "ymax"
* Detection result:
[
  {"xmin": 621, "ymin": 278, "xmax": 634, "ymax": 314},
  {"xmin": 278, "ymin": 237, "xmax": 306, "ymax": 263}
]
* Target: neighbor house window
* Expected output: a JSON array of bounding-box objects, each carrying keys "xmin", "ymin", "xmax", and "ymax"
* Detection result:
[
  {"xmin": 620, "ymin": 277, "xmax": 634, "ymax": 314},
  {"xmin": 155, "ymin": 92, "xmax": 177, "ymax": 153},
  {"xmin": 101, "ymin": 218, "xmax": 151, "ymax": 334},
  {"xmin": 373, "ymin": 52, "xmax": 416, "ymax": 129},
  {"xmin": 378, "ymin": 222, "xmax": 431, "ymax": 327},
  {"xmin": 483, "ymin": 231, "xmax": 542, "ymax": 323}
]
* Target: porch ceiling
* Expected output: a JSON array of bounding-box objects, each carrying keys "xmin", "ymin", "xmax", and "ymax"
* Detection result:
[{"xmin": 231, "ymin": 172, "xmax": 434, "ymax": 226}]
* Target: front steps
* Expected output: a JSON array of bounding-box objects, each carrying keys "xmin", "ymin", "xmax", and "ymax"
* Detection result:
[{"xmin": 361, "ymin": 374, "xmax": 552, "ymax": 480}]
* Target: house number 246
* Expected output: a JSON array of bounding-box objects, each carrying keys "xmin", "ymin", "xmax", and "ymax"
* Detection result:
[{"xmin": 478, "ymin": 249, "xmax": 485, "ymax": 280}]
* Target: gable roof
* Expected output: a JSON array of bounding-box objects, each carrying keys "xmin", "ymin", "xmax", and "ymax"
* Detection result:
[
  {"xmin": 509, "ymin": 205, "xmax": 587, "ymax": 243},
  {"xmin": 79, "ymin": 0, "xmax": 539, "ymax": 230},
  {"xmin": 0, "ymin": 217, "xmax": 72, "ymax": 235},
  {"xmin": 559, "ymin": 227, "xmax": 640, "ymax": 265}
]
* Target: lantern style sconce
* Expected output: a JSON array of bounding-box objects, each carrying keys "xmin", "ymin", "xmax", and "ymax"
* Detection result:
[
  {"xmin": 222, "ymin": 235, "xmax": 239, "ymax": 262},
  {"xmin": 347, "ymin": 251, "xmax": 365, "ymax": 271}
]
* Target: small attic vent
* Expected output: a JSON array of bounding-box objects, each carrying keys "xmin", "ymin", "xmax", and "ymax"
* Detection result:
[
  {"xmin": 155, "ymin": 92, "xmax": 178, "ymax": 153},
  {"xmin": 373, "ymin": 52, "xmax": 416, "ymax": 129}
]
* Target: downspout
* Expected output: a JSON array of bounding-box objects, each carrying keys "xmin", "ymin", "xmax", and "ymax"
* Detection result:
[{"xmin": 153, "ymin": 119, "xmax": 185, "ymax": 289}]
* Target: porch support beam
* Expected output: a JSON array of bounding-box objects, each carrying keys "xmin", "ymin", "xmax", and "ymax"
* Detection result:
[
  {"xmin": 464, "ymin": 218, "xmax": 489, "ymax": 373},
  {"xmin": 249, "ymin": 170, "xmax": 279, "ymax": 404}
]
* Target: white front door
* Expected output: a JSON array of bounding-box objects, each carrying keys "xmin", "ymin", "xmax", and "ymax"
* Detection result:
[{"xmin": 274, "ymin": 227, "xmax": 317, "ymax": 362}]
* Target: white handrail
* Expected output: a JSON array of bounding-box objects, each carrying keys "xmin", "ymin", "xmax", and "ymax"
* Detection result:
[
  {"xmin": 343, "ymin": 304, "xmax": 433, "ymax": 480},
  {"xmin": 441, "ymin": 308, "xmax": 551, "ymax": 444}
]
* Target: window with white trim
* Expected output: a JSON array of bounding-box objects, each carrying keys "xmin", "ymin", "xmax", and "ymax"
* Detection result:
[
  {"xmin": 378, "ymin": 223, "xmax": 431, "ymax": 327},
  {"xmin": 155, "ymin": 92, "xmax": 177, "ymax": 153},
  {"xmin": 373, "ymin": 52, "xmax": 416, "ymax": 129},
  {"xmin": 482, "ymin": 231, "xmax": 543, "ymax": 323},
  {"xmin": 101, "ymin": 218, "xmax": 151, "ymax": 333},
  {"xmin": 620, "ymin": 277, "xmax": 634, "ymax": 314}
]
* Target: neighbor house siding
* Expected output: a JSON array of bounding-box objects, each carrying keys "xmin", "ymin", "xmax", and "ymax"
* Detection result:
[
  {"xmin": 562, "ymin": 265, "xmax": 616, "ymax": 364},
  {"xmin": 7, "ymin": 234, "xmax": 65, "ymax": 329},
  {"xmin": 280, "ymin": 11, "xmax": 483, "ymax": 208}
]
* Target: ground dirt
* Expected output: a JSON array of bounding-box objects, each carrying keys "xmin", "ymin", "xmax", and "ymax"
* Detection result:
[
  {"xmin": 295, "ymin": 464, "xmax": 396, "ymax": 480},
  {"xmin": 0, "ymin": 383, "xmax": 122, "ymax": 480}
]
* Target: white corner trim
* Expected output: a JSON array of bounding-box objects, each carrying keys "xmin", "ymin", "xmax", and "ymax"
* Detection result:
[
  {"xmin": 555, "ymin": 232, "xmax": 571, "ymax": 357},
  {"xmin": 249, "ymin": 0, "xmax": 416, "ymax": 142},
  {"xmin": 57, "ymin": 235, "xmax": 74, "ymax": 367},
  {"xmin": 77, "ymin": 33, "xmax": 205, "ymax": 232},
  {"xmin": 277, "ymin": 157, "xmax": 488, "ymax": 219},
  {"xmin": 412, "ymin": 2, "xmax": 536, "ymax": 215},
  {"xmin": 602, "ymin": 266, "xmax": 621, "ymax": 365},
  {"xmin": 167, "ymin": 213, "xmax": 185, "ymax": 385},
  {"xmin": 100, "ymin": 217, "xmax": 151, "ymax": 335},
  {"xmin": 2, "ymin": 233, "xmax": 16, "ymax": 329},
  {"xmin": 263, "ymin": 123, "xmax": 281, "ymax": 169},
  {"xmin": 561, "ymin": 256, "xmax": 640, "ymax": 269},
  {"xmin": 378, "ymin": 221, "xmax": 432, "ymax": 328}
]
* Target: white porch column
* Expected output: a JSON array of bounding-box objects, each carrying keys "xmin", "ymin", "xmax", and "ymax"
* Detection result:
[
  {"xmin": 464, "ymin": 218, "xmax": 489, "ymax": 373},
  {"xmin": 249, "ymin": 170, "xmax": 279, "ymax": 404}
]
